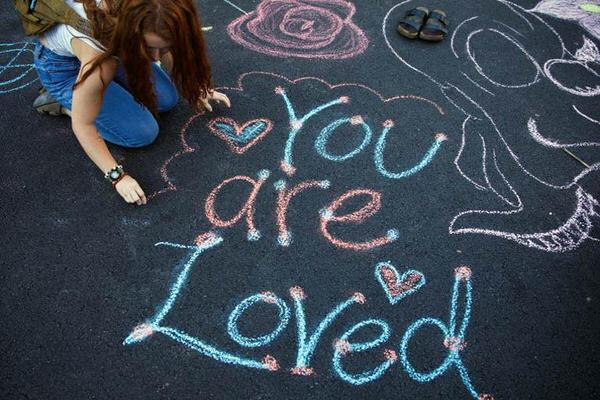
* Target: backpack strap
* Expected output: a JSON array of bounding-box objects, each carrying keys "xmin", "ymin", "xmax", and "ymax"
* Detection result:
[{"xmin": 14, "ymin": 0, "xmax": 91, "ymax": 36}]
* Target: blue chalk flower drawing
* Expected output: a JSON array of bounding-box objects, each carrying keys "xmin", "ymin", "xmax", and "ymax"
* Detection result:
[
  {"xmin": 0, "ymin": 41, "xmax": 37, "ymax": 95},
  {"xmin": 531, "ymin": 1, "xmax": 600, "ymax": 40}
]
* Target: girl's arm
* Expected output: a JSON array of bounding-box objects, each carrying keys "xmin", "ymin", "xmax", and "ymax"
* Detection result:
[{"xmin": 71, "ymin": 38, "xmax": 147, "ymax": 205}]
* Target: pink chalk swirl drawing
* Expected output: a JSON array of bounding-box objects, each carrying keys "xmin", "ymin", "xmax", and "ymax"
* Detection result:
[{"xmin": 227, "ymin": 0, "xmax": 368, "ymax": 59}]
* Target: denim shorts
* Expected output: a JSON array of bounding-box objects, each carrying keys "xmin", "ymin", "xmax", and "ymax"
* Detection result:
[{"xmin": 33, "ymin": 40, "xmax": 178, "ymax": 148}]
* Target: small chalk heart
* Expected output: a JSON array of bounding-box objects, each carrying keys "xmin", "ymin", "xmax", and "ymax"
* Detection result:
[
  {"xmin": 207, "ymin": 117, "xmax": 273, "ymax": 154},
  {"xmin": 375, "ymin": 262, "xmax": 425, "ymax": 304}
]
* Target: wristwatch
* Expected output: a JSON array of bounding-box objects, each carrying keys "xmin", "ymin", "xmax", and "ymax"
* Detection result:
[{"xmin": 104, "ymin": 165, "xmax": 125, "ymax": 185}]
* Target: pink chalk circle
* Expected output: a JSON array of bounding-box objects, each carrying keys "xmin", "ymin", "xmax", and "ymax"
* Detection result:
[
  {"xmin": 130, "ymin": 323, "xmax": 154, "ymax": 341},
  {"xmin": 291, "ymin": 366, "xmax": 314, "ymax": 376},
  {"xmin": 289, "ymin": 286, "xmax": 306, "ymax": 300},
  {"xmin": 262, "ymin": 355, "xmax": 280, "ymax": 371},
  {"xmin": 280, "ymin": 161, "xmax": 297, "ymax": 176},
  {"xmin": 195, "ymin": 231, "xmax": 218, "ymax": 247},
  {"xmin": 454, "ymin": 266, "xmax": 472, "ymax": 281},
  {"xmin": 444, "ymin": 336, "xmax": 467, "ymax": 351},
  {"xmin": 384, "ymin": 349, "xmax": 398, "ymax": 361},
  {"xmin": 435, "ymin": 133, "xmax": 448, "ymax": 142},
  {"xmin": 334, "ymin": 339, "xmax": 351, "ymax": 355},
  {"xmin": 383, "ymin": 119, "xmax": 395, "ymax": 128},
  {"xmin": 352, "ymin": 292, "xmax": 366, "ymax": 304},
  {"xmin": 227, "ymin": 0, "xmax": 368, "ymax": 60},
  {"xmin": 260, "ymin": 291, "xmax": 278, "ymax": 303},
  {"xmin": 350, "ymin": 115, "xmax": 363, "ymax": 125}
]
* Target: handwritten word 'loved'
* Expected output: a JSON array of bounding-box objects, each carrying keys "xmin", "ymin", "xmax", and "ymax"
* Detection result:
[{"xmin": 124, "ymin": 235, "xmax": 492, "ymax": 399}]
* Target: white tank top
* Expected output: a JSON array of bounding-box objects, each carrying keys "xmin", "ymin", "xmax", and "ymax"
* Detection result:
[{"xmin": 41, "ymin": 0, "xmax": 105, "ymax": 57}]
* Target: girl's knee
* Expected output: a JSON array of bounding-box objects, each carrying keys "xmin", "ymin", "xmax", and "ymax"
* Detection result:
[
  {"xmin": 157, "ymin": 87, "xmax": 179, "ymax": 112},
  {"xmin": 128, "ymin": 118, "xmax": 159, "ymax": 147}
]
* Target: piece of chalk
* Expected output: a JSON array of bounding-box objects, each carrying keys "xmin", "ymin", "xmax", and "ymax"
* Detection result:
[{"xmin": 202, "ymin": 26, "xmax": 213, "ymax": 31}]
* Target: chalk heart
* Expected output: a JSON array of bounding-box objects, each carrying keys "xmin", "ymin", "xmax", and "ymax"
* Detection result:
[
  {"xmin": 207, "ymin": 117, "xmax": 273, "ymax": 154},
  {"xmin": 375, "ymin": 263, "xmax": 425, "ymax": 305}
]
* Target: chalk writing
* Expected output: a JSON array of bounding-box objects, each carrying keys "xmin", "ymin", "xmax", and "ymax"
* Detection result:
[
  {"xmin": 0, "ymin": 41, "xmax": 38, "ymax": 95},
  {"xmin": 124, "ymin": 238, "xmax": 490, "ymax": 396},
  {"xmin": 201, "ymin": 171, "xmax": 397, "ymax": 250},
  {"xmin": 320, "ymin": 189, "xmax": 399, "ymax": 251},
  {"xmin": 227, "ymin": 0, "xmax": 368, "ymax": 59},
  {"xmin": 277, "ymin": 86, "xmax": 446, "ymax": 178},
  {"xmin": 204, "ymin": 170, "xmax": 270, "ymax": 241},
  {"xmin": 274, "ymin": 179, "xmax": 330, "ymax": 247}
]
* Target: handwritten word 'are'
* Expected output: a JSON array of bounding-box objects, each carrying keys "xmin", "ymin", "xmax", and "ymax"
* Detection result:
[{"xmin": 202, "ymin": 169, "xmax": 399, "ymax": 251}]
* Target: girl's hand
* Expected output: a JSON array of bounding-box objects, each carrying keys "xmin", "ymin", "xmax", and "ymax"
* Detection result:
[
  {"xmin": 115, "ymin": 175, "xmax": 147, "ymax": 206},
  {"xmin": 198, "ymin": 90, "xmax": 231, "ymax": 112}
]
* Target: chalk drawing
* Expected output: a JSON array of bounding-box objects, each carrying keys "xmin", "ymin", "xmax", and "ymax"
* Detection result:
[
  {"xmin": 223, "ymin": 0, "xmax": 248, "ymax": 15},
  {"xmin": 320, "ymin": 189, "xmax": 399, "ymax": 251},
  {"xmin": 383, "ymin": 0, "xmax": 600, "ymax": 252},
  {"xmin": 277, "ymin": 86, "xmax": 348, "ymax": 175},
  {"xmin": 0, "ymin": 41, "xmax": 38, "ymax": 95},
  {"xmin": 274, "ymin": 179, "xmax": 330, "ymax": 246},
  {"xmin": 544, "ymin": 36, "xmax": 600, "ymax": 97},
  {"xmin": 123, "ymin": 234, "xmax": 280, "ymax": 370},
  {"xmin": 152, "ymin": 71, "xmax": 446, "ymax": 198},
  {"xmin": 227, "ymin": 292, "xmax": 291, "ymax": 348},
  {"xmin": 531, "ymin": 0, "xmax": 600, "ymax": 40},
  {"xmin": 204, "ymin": 170, "xmax": 271, "ymax": 241},
  {"xmin": 276, "ymin": 84, "xmax": 446, "ymax": 178},
  {"xmin": 374, "ymin": 120, "xmax": 447, "ymax": 180},
  {"xmin": 227, "ymin": 0, "xmax": 369, "ymax": 59},
  {"xmin": 332, "ymin": 319, "xmax": 397, "ymax": 385},
  {"xmin": 207, "ymin": 117, "xmax": 274, "ymax": 154},
  {"xmin": 573, "ymin": 104, "xmax": 600, "ymax": 125},
  {"xmin": 375, "ymin": 262, "xmax": 425, "ymax": 305},
  {"xmin": 150, "ymin": 112, "xmax": 199, "ymax": 199},
  {"xmin": 400, "ymin": 267, "xmax": 486, "ymax": 399},
  {"xmin": 527, "ymin": 118, "xmax": 600, "ymax": 147},
  {"xmin": 314, "ymin": 115, "xmax": 373, "ymax": 162},
  {"xmin": 290, "ymin": 287, "xmax": 366, "ymax": 375},
  {"xmin": 124, "ymin": 242, "xmax": 491, "ymax": 395}
]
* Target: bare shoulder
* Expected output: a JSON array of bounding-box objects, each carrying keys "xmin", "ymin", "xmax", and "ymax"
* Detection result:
[{"xmin": 71, "ymin": 37, "xmax": 117, "ymax": 75}]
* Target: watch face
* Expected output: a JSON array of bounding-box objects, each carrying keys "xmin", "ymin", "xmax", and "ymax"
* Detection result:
[{"xmin": 110, "ymin": 170, "xmax": 121, "ymax": 180}]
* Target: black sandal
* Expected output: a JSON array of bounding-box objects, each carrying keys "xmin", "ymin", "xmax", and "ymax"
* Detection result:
[
  {"xmin": 397, "ymin": 7, "xmax": 429, "ymax": 39},
  {"xmin": 419, "ymin": 9, "xmax": 449, "ymax": 42}
]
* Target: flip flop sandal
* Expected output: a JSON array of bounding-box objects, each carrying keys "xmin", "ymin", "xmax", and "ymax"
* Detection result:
[
  {"xmin": 33, "ymin": 87, "xmax": 70, "ymax": 117},
  {"xmin": 397, "ymin": 7, "xmax": 429, "ymax": 39},
  {"xmin": 419, "ymin": 9, "xmax": 449, "ymax": 42}
]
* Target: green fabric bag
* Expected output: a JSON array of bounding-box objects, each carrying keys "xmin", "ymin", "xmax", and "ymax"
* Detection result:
[{"xmin": 14, "ymin": 0, "xmax": 90, "ymax": 36}]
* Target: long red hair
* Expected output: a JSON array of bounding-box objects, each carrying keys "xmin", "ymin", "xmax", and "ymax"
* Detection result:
[{"xmin": 74, "ymin": 0, "xmax": 212, "ymax": 115}]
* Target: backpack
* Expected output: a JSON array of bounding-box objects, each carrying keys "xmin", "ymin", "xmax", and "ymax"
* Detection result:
[{"xmin": 14, "ymin": 0, "xmax": 91, "ymax": 36}]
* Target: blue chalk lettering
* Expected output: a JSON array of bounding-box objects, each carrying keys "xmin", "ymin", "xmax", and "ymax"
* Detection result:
[
  {"xmin": 227, "ymin": 293, "xmax": 291, "ymax": 347},
  {"xmin": 333, "ymin": 319, "xmax": 395, "ymax": 385},
  {"xmin": 315, "ymin": 117, "xmax": 373, "ymax": 162}
]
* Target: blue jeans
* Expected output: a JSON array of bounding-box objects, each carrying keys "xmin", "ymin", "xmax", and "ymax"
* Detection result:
[{"xmin": 32, "ymin": 40, "xmax": 178, "ymax": 148}]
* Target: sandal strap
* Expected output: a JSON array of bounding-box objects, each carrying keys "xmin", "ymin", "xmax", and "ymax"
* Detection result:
[
  {"xmin": 401, "ymin": 18, "xmax": 425, "ymax": 32},
  {"xmin": 405, "ymin": 8, "xmax": 428, "ymax": 19},
  {"xmin": 428, "ymin": 11, "xmax": 449, "ymax": 26},
  {"xmin": 422, "ymin": 19, "xmax": 448, "ymax": 34}
]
